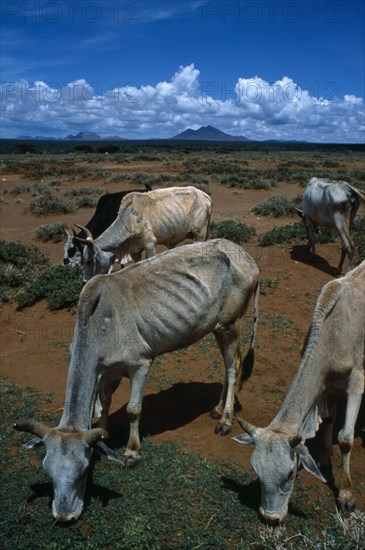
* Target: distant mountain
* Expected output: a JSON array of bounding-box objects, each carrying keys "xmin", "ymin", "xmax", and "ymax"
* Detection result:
[
  {"xmin": 64, "ymin": 131, "xmax": 103, "ymax": 140},
  {"xmin": 172, "ymin": 125, "xmax": 249, "ymax": 142}
]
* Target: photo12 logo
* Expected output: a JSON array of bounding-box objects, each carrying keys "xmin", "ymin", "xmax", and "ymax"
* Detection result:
[{"xmin": 1, "ymin": 1, "xmax": 140, "ymax": 24}]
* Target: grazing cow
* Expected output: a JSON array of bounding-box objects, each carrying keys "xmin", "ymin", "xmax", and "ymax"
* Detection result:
[
  {"xmin": 63, "ymin": 185, "xmax": 151, "ymax": 267},
  {"xmin": 234, "ymin": 261, "xmax": 365, "ymax": 524},
  {"xmin": 297, "ymin": 177, "xmax": 365, "ymax": 273},
  {"xmin": 76, "ymin": 186, "xmax": 212, "ymax": 282},
  {"xmin": 14, "ymin": 239, "xmax": 260, "ymax": 522}
]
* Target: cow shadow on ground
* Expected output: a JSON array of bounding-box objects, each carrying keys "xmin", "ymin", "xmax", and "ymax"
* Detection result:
[
  {"xmin": 106, "ymin": 381, "xmax": 222, "ymax": 448},
  {"xmin": 290, "ymin": 245, "xmax": 338, "ymax": 277}
]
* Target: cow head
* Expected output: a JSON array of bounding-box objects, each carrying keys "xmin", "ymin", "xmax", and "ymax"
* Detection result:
[
  {"xmin": 74, "ymin": 225, "xmax": 115, "ymax": 282},
  {"xmin": 233, "ymin": 419, "xmax": 326, "ymax": 524},
  {"xmin": 14, "ymin": 419, "xmax": 108, "ymax": 522},
  {"xmin": 63, "ymin": 226, "xmax": 82, "ymax": 267}
]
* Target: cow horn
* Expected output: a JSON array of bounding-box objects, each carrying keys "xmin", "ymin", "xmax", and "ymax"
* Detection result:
[
  {"xmin": 289, "ymin": 434, "xmax": 302, "ymax": 448},
  {"xmin": 82, "ymin": 428, "xmax": 109, "ymax": 446},
  {"xmin": 295, "ymin": 207, "xmax": 303, "ymax": 218},
  {"xmin": 75, "ymin": 224, "xmax": 93, "ymax": 240},
  {"xmin": 63, "ymin": 224, "xmax": 76, "ymax": 238},
  {"xmin": 14, "ymin": 419, "xmax": 51, "ymax": 438},
  {"xmin": 237, "ymin": 418, "xmax": 257, "ymax": 437}
]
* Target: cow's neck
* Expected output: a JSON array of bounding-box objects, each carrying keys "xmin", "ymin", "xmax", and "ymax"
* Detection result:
[
  {"xmin": 58, "ymin": 324, "xmax": 99, "ymax": 431},
  {"xmin": 270, "ymin": 319, "xmax": 326, "ymax": 436},
  {"xmin": 96, "ymin": 217, "xmax": 128, "ymax": 251}
]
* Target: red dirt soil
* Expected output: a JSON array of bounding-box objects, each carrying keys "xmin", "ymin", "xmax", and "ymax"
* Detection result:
[{"xmin": 1, "ymin": 164, "xmax": 364, "ymax": 515}]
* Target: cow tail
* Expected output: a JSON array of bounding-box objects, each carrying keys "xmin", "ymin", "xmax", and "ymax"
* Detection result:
[
  {"xmin": 349, "ymin": 184, "xmax": 365, "ymax": 204},
  {"xmin": 238, "ymin": 278, "xmax": 260, "ymax": 391}
]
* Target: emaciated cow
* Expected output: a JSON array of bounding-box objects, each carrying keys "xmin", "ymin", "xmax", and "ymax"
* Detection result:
[
  {"xmin": 15, "ymin": 238, "xmax": 260, "ymax": 522},
  {"xmin": 76, "ymin": 186, "xmax": 212, "ymax": 281},
  {"xmin": 297, "ymin": 177, "xmax": 365, "ymax": 273},
  {"xmin": 235, "ymin": 260, "xmax": 365, "ymax": 524},
  {"xmin": 63, "ymin": 185, "xmax": 151, "ymax": 267}
]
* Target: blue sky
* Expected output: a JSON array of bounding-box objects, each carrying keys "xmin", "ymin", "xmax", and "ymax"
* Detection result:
[{"xmin": 1, "ymin": 0, "xmax": 364, "ymax": 142}]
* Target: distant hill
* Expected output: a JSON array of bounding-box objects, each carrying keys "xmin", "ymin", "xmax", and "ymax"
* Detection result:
[
  {"xmin": 64, "ymin": 131, "xmax": 103, "ymax": 140},
  {"xmin": 172, "ymin": 125, "xmax": 249, "ymax": 141}
]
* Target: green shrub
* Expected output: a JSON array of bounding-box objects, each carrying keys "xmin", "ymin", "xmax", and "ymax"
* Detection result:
[
  {"xmin": 220, "ymin": 172, "xmax": 271, "ymax": 189},
  {"xmin": 65, "ymin": 187, "xmax": 104, "ymax": 197},
  {"xmin": 0, "ymin": 240, "xmax": 48, "ymax": 267},
  {"xmin": 74, "ymin": 196, "xmax": 98, "ymax": 209},
  {"xmin": 259, "ymin": 222, "xmax": 338, "ymax": 247},
  {"xmin": 34, "ymin": 222, "xmax": 67, "ymax": 243},
  {"xmin": 252, "ymin": 195, "xmax": 302, "ymax": 217},
  {"xmin": 210, "ymin": 220, "xmax": 256, "ymax": 243},
  {"xmin": 259, "ymin": 223, "xmax": 307, "ymax": 246},
  {"xmin": 16, "ymin": 264, "xmax": 83, "ymax": 310},
  {"xmin": 29, "ymin": 190, "xmax": 73, "ymax": 216}
]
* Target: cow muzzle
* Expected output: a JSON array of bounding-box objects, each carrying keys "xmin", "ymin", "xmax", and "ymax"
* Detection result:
[
  {"xmin": 259, "ymin": 506, "xmax": 287, "ymax": 525},
  {"xmin": 52, "ymin": 501, "xmax": 83, "ymax": 522}
]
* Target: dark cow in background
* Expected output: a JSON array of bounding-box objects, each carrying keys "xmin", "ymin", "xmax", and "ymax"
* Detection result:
[{"xmin": 63, "ymin": 184, "xmax": 152, "ymax": 267}]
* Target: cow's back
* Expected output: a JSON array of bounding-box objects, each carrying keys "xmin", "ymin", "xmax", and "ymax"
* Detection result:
[
  {"xmin": 120, "ymin": 186, "xmax": 211, "ymax": 243},
  {"xmin": 88, "ymin": 239, "xmax": 259, "ymax": 358}
]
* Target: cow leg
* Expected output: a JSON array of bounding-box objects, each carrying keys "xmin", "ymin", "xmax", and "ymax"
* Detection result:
[
  {"xmin": 337, "ymin": 370, "xmax": 364, "ymax": 512},
  {"xmin": 143, "ymin": 234, "xmax": 157, "ymax": 258},
  {"xmin": 304, "ymin": 216, "xmax": 316, "ymax": 257},
  {"xmin": 124, "ymin": 362, "xmax": 151, "ymax": 466},
  {"xmin": 95, "ymin": 376, "xmax": 121, "ymax": 430},
  {"xmin": 212, "ymin": 325, "xmax": 242, "ymax": 436},
  {"xmin": 333, "ymin": 212, "xmax": 354, "ymax": 274}
]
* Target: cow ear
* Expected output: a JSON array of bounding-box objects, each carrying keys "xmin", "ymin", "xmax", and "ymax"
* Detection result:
[
  {"xmin": 232, "ymin": 433, "xmax": 255, "ymax": 445},
  {"xmin": 296, "ymin": 443, "xmax": 326, "ymax": 483},
  {"xmin": 23, "ymin": 437, "xmax": 44, "ymax": 449},
  {"xmin": 96, "ymin": 441, "xmax": 125, "ymax": 466}
]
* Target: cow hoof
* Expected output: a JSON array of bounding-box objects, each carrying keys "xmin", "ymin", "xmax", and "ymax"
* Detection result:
[
  {"xmin": 122, "ymin": 456, "xmax": 141, "ymax": 468},
  {"xmin": 215, "ymin": 423, "xmax": 232, "ymax": 436},
  {"xmin": 209, "ymin": 410, "xmax": 222, "ymax": 420},
  {"xmin": 339, "ymin": 499, "xmax": 356, "ymax": 513}
]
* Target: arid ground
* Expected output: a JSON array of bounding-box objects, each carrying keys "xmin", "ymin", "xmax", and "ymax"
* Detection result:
[{"xmin": 1, "ymin": 145, "xmax": 364, "ymax": 520}]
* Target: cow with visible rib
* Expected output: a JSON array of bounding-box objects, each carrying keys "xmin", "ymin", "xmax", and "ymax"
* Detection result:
[
  {"xmin": 235, "ymin": 261, "xmax": 365, "ymax": 524},
  {"xmin": 297, "ymin": 177, "xmax": 365, "ymax": 273},
  {"xmin": 15, "ymin": 238, "xmax": 260, "ymax": 522},
  {"xmin": 63, "ymin": 184, "xmax": 151, "ymax": 267},
  {"xmin": 77, "ymin": 186, "xmax": 212, "ymax": 281}
]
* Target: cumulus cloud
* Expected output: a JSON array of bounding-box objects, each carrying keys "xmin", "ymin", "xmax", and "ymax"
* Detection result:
[{"xmin": 1, "ymin": 64, "xmax": 364, "ymax": 142}]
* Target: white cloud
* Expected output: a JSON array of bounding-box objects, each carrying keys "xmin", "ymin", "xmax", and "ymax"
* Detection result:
[{"xmin": 1, "ymin": 65, "xmax": 364, "ymax": 142}]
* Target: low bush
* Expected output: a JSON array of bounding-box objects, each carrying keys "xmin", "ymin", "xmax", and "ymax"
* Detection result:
[
  {"xmin": 210, "ymin": 220, "xmax": 256, "ymax": 243},
  {"xmin": 34, "ymin": 222, "xmax": 67, "ymax": 243},
  {"xmin": 15, "ymin": 264, "xmax": 83, "ymax": 310},
  {"xmin": 259, "ymin": 222, "xmax": 306, "ymax": 246},
  {"xmin": 74, "ymin": 196, "xmax": 98, "ymax": 209},
  {"xmin": 252, "ymin": 195, "xmax": 302, "ymax": 217},
  {"xmin": 220, "ymin": 172, "xmax": 271, "ymax": 189},
  {"xmin": 29, "ymin": 189, "xmax": 73, "ymax": 216},
  {"xmin": 0, "ymin": 240, "xmax": 48, "ymax": 267},
  {"xmin": 65, "ymin": 187, "xmax": 104, "ymax": 197}
]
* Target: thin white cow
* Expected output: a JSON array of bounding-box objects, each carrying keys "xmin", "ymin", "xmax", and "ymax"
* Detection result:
[
  {"xmin": 77, "ymin": 186, "xmax": 212, "ymax": 281},
  {"xmin": 15, "ymin": 239, "xmax": 260, "ymax": 522},
  {"xmin": 235, "ymin": 261, "xmax": 365, "ymax": 524},
  {"xmin": 297, "ymin": 177, "xmax": 365, "ymax": 273}
]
